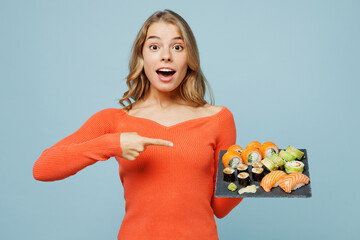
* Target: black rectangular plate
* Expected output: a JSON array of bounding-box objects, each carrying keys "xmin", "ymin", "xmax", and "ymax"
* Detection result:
[{"xmin": 215, "ymin": 149, "xmax": 312, "ymax": 198}]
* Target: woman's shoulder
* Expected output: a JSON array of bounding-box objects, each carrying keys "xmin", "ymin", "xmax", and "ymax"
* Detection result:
[
  {"xmin": 201, "ymin": 104, "xmax": 229, "ymax": 116},
  {"xmin": 91, "ymin": 108, "xmax": 127, "ymax": 120}
]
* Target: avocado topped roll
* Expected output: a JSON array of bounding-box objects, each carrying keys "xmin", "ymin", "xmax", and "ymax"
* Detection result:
[
  {"xmin": 269, "ymin": 154, "xmax": 286, "ymax": 169},
  {"xmin": 279, "ymin": 150, "xmax": 296, "ymax": 162},
  {"xmin": 285, "ymin": 161, "xmax": 304, "ymax": 174},
  {"xmin": 261, "ymin": 157, "xmax": 279, "ymax": 172},
  {"xmin": 286, "ymin": 146, "xmax": 304, "ymax": 160}
]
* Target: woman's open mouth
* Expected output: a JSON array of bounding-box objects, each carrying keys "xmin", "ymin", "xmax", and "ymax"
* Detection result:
[{"xmin": 156, "ymin": 68, "xmax": 176, "ymax": 82}]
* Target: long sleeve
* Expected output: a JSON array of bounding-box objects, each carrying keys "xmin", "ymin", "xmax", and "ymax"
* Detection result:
[
  {"xmin": 33, "ymin": 108, "xmax": 122, "ymax": 182},
  {"xmin": 211, "ymin": 109, "xmax": 243, "ymax": 219}
]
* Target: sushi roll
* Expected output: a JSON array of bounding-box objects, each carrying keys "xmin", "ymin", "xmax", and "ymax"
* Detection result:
[
  {"xmin": 252, "ymin": 161, "xmax": 264, "ymax": 168},
  {"xmin": 227, "ymin": 144, "xmax": 243, "ymax": 155},
  {"xmin": 260, "ymin": 170, "xmax": 287, "ymax": 192},
  {"xmin": 237, "ymin": 172, "xmax": 250, "ymax": 187},
  {"xmin": 236, "ymin": 163, "xmax": 248, "ymax": 174},
  {"xmin": 261, "ymin": 157, "xmax": 278, "ymax": 172},
  {"xmin": 241, "ymin": 147, "xmax": 262, "ymax": 165},
  {"xmin": 279, "ymin": 150, "xmax": 296, "ymax": 162},
  {"xmin": 279, "ymin": 173, "xmax": 309, "ymax": 193},
  {"xmin": 223, "ymin": 167, "xmax": 236, "ymax": 182},
  {"xmin": 252, "ymin": 167, "xmax": 264, "ymax": 182},
  {"xmin": 222, "ymin": 150, "xmax": 242, "ymax": 168},
  {"xmin": 286, "ymin": 146, "xmax": 304, "ymax": 160},
  {"xmin": 246, "ymin": 141, "xmax": 261, "ymax": 150},
  {"xmin": 269, "ymin": 154, "xmax": 286, "ymax": 169},
  {"xmin": 285, "ymin": 161, "xmax": 304, "ymax": 174},
  {"xmin": 260, "ymin": 141, "xmax": 279, "ymax": 159}
]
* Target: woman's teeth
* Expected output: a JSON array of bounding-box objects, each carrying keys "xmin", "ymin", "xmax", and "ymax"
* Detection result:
[{"xmin": 156, "ymin": 69, "xmax": 176, "ymax": 76}]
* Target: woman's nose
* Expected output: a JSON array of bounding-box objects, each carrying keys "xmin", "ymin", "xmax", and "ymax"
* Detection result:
[{"xmin": 161, "ymin": 49, "xmax": 172, "ymax": 62}]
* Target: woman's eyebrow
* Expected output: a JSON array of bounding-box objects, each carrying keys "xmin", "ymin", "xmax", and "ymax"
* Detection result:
[{"xmin": 146, "ymin": 36, "xmax": 183, "ymax": 41}]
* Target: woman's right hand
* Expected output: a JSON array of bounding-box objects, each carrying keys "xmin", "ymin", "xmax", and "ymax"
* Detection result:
[{"xmin": 120, "ymin": 132, "xmax": 173, "ymax": 161}]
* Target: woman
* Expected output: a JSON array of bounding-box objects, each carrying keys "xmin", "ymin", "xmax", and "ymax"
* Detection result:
[{"xmin": 33, "ymin": 9, "xmax": 243, "ymax": 240}]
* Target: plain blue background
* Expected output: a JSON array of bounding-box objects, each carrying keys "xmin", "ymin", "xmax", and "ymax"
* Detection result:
[{"xmin": 1, "ymin": 0, "xmax": 359, "ymax": 239}]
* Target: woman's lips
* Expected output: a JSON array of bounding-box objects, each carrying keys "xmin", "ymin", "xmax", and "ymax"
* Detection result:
[
  {"xmin": 156, "ymin": 67, "xmax": 176, "ymax": 82},
  {"xmin": 157, "ymin": 72, "xmax": 175, "ymax": 82}
]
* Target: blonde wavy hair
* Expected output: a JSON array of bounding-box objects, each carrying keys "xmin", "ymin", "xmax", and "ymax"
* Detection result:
[{"xmin": 119, "ymin": 9, "xmax": 214, "ymax": 111}]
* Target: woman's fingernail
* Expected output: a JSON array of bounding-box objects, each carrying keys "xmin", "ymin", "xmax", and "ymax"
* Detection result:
[{"xmin": 169, "ymin": 142, "xmax": 173, "ymax": 147}]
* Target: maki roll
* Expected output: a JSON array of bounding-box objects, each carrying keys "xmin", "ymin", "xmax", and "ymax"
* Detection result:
[
  {"xmin": 286, "ymin": 146, "xmax": 304, "ymax": 160},
  {"xmin": 252, "ymin": 167, "xmax": 264, "ymax": 182},
  {"xmin": 269, "ymin": 154, "xmax": 286, "ymax": 169},
  {"xmin": 241, "ymin": 147, "xmax": 262, "ymax": 165},
  {"xmin": 285, "ymin": 161, "xmax": 304, "ymax": 174},
  {"xmin": 236, "ymin": 163, "xmax": 248, "ymax": 174},
  {"xmin": 252, "ymin": 161, "xmax": 264, "ymax": 169},
  {"xmin": 227, "ymin": 144, "xmax": 243, "ymax": 155},
  {"xmin": 237, "ymin": 172, "xmax": 250, "ymax": 187},
  {"xmin": 279, "ymin": 150, "xmax": 296, "ymax": 162},
  {"xmin": 246, "ymin": 141, "xmax": 261, "ymax": 150},
  {"xmin": 222, "ymin": 151, "xmax": 242, "ymax": 168},
  {"xmin": 261, "ymin": 157, "xmax": 279, "ymax": 172},
  {"xmin": 260, "ymin": 141, "xmax": 279, "ymax": 159},
  {"xmin": 223, "ymin": 167, "xmax": 236, "ymax": 182}
]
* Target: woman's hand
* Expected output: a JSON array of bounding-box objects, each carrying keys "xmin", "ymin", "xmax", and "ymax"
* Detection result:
[{"xmin": 120, "ymin": 132, "xmax": 173, "ymax": 161}]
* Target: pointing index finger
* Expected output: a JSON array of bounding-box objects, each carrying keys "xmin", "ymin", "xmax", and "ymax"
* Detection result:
[{"xmin": 143, "ymin": 137, "xmax": 173, "ymax": 147}]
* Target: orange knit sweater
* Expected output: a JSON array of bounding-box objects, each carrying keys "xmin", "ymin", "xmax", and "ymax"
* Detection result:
[{"xmin": 33, "ymin": 107, "xmax": 243, "ymax": 240}]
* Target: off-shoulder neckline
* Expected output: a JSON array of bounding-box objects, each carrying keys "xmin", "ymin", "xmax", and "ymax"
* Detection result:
[{"xmin": 119, "ymin": 106, "xmax": 227, "ymax": 129}]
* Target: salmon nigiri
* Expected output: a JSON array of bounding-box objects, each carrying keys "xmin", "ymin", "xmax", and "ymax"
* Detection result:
[
  {"xmin": 260, "ymin": 170, "xmax": 287, "ymax": 192},
  {"xmin": 279, "ymin": 173, "xmax": 310, "ymax": 193}
]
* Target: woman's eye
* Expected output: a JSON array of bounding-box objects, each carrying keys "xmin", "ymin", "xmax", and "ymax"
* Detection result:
[
  {"xmin": 150, "ymin": 45, "xmax": 158, "ymax": 50},
  {"xmin": 173, "ymin": 45, "xmax": 183, "ymax": 51}
]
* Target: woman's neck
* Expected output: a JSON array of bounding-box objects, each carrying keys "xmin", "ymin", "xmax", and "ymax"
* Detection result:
[{"xmin": 140, "ymin": 86, "xmax": 186, "ymax": 109}]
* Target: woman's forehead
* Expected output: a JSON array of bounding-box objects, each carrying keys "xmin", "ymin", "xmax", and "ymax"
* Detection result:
[{"xmin": 146, "ymin": 22, "xmax": 182, "ymax": 40}]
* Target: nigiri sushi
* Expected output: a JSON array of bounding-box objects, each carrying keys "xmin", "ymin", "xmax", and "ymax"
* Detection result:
[
  {"xmin": 279, "ymin": 173, "xmax": 309, "ymax": 193},
  {"xmin": 260, "ymin": 141, "xmax": 279, "ymax": 159},
  {"xmin": 222, "ymin": 150, "xmax": 241, "ymax": 168},
  {"xmin": 260, "ymin": 170, "xmax": 287, "ymax": 192}
]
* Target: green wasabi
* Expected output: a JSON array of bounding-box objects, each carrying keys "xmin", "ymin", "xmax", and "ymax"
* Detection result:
[{"xmin": 228, "ymin": 182, "xmax": 238, "ymax": 191}]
